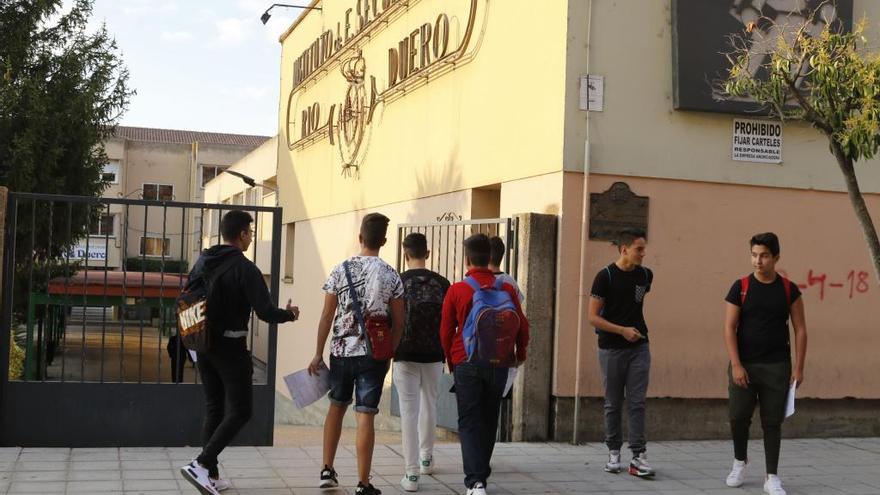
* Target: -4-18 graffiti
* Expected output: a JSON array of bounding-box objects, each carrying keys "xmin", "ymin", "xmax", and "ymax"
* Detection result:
[{"xmin": 778, "ymin": 269, "xmax": 871, "ymax": 301}]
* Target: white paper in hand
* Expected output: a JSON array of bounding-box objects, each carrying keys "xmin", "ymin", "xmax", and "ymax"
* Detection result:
[
  {"xmin": 785, "ymin": 382, "xmax": 796, "ymax": 418},
  {"xmin": 283, "ymin": 362, "xmax": 330, "ymax": 409},
  {"xmin": 503, "ymin": 368, "xmax": 518, "ymax": 397}
]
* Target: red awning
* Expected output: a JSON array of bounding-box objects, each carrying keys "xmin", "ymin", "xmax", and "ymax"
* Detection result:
[{"xmin": 47, "ymin": 271, "xmax": 188, "ymax": 298}]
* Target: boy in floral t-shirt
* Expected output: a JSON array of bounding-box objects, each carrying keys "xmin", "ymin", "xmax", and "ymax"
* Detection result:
[{"xmin": 308, "ymin": 213, "xmax": 404, "ymax": 495}]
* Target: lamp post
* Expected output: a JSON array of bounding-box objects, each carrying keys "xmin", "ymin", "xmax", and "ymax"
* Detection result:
[{"xmin": 260, "ymin": 3, "xmax": 322, "ymax": 25}]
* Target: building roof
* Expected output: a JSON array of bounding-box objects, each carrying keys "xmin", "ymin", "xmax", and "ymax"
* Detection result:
[{"xmin": 112, "ymin": 126, "xmax": 271, "ymax": 147}]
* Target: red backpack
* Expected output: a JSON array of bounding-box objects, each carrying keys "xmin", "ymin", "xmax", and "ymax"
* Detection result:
[{"xmin": 740, "ymin": 275, "xmax": 792, "ymax": 307}]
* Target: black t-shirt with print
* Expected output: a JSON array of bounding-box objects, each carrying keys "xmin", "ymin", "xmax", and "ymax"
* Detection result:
[
  {"xmin": 590, "ymin": 263, "xmax": 653, "ymax": 349},
  {"xmin": 725, "ymin": 274, "xmax": 801, "ymax": 364}
]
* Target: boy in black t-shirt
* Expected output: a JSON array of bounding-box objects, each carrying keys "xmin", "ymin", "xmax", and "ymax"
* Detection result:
[
  {"xmin": 722, "ymin": 233, "xmax": 808, "ymax": 495},
  {"xmin": 588, "ymin": 228, "xmax": 655, "ymax": 478}
]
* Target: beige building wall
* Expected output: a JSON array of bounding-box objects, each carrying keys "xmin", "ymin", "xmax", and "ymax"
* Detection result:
[{"xmin": 543, "ymin": 0, "xmax": 880, "ymax": 402}]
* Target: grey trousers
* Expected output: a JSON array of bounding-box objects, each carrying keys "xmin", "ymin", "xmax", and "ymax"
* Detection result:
[{"xmin": 598, "ymin": 343, "xmax": 651, "ymax": 454}]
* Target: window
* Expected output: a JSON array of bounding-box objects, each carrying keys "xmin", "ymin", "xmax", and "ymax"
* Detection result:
[
  {"xmin": 89, "ymin": 214, "xmax": 115, "ymax": 237},
  {"xmin": 142, "ymin": 183, "xmax": 173, "ymax": 201},
  {"xmin": 140, "ymin": 237, "xmax": 170, "ymax": 256},
  {"xmin": 102, "ymin": 160, "xmax": 120, "ymax": 184},
  {"xmin": 200, "ymin": 165, "xmax": 226, "ymax": 188}
]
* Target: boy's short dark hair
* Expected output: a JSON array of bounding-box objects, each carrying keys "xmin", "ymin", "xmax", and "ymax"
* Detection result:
[
  {"xmin": 220, "ymin": 210, "xmax": 253, "ymax": 242},
  {"xmin": 489, "ymin": 236, "xmax": 505, "ymax": 267},
  {"xmin": 750, "ymin": 232, "xmax": 780, "ymax": 257},
  {"xmin": 615, "ymin": 228, "xmax": 647, "ymax": 250},
  {"xmin": 464, "ymin": 233, "xmax": 491, "ymax": 267},
  {"xmin": 402, "ymin": 232, "xmax": 428, "ymax": 259},
  {"xmin": 361, "ymin": 213, "xmax": 390, "ymax": 250}
]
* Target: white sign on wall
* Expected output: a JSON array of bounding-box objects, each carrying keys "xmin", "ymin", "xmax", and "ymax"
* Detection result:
[
  {"xmin": 579, "ymin": 74, "xmax": 604, "ymax": 112},
  {"xmin": 732, "ymin": 119, "xmax": 783, "ymax": 164},
  {"xmin": 69, "ymin": 241, "xmax": 107, "ymax": 261}
]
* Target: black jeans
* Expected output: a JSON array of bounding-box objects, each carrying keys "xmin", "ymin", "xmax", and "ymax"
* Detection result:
[
  {"xmin": 196, "ymin": 338, "xmax": 253, "ymax": 478},
  {"xmin": 728, "ymin": 360, "xmax": 791, "ymax": 474},
  {"xmin": 453, "ymin": 363, "xmax": 508, "ymax": 489}
]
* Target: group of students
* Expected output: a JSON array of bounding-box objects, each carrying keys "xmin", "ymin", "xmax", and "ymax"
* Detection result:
[
  {"xmin": 177, "ymin": 210, "xmax": 807, "ymax": 495},
  {"xmin": 587, "ymin": 228, "xmax": 807, "ymax": 495}
]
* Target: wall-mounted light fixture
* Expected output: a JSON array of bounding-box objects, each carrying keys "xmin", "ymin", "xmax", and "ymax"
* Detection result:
[{"xmin": 260, "ymin": 3, "xmax": 322, "ymax": 25}]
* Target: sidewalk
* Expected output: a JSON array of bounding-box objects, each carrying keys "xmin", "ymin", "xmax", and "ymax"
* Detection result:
[{"xmin": 0, "ymin": 437, "xmax": 878, "ymax": 494}]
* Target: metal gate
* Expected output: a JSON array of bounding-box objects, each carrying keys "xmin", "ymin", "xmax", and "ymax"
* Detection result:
[
  {"xmin": 391, "ymin": 217, "xmax": 519, "ymax": 439},
  {"xmin": 0, "ymin": 192, "xmax": 282, "ymax": 447}
]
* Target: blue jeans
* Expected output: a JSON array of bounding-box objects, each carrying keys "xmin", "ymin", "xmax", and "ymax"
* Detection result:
[
  {"xmin": 328, "ymin": 355, "xmax": 390, "ymax": 414},
  {"xmin": 453, "ymin": 363, "xmax": 508, "ymax": 489}
]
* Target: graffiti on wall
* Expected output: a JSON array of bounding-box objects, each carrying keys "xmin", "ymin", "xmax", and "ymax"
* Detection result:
[{"xmin": 778, "ymin": 269, "xmax": 870, "ymax": 302}]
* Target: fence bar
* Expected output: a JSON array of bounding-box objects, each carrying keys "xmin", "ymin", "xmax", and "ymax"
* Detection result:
[
  {"xmin": 100, "ymin": 202, "xmax": 110, "ymax": 383},
  {"xmin": 24, "ymin": 200, "xmax": 36, "ymax": 380},
  {"xmin": 40, "ymin": 201, "xmax": 54, "ymax": 382},
  {"xmin": 80, "ymin": 202, "xmax": 91, "ymax": 382},
  {"xmin": 61, "ymin": 202, "xmax": 73, "ymax": 383},
  {"xmin": 120, "ymin": 204, "xmax": 129, "ymax": 382},
  {"xmin": 1, "ymin": 197, "xmax": 19, "ymax": 385},
  {"xmin": 157, "ymin": 205, "xmax": 168, "ymax": 383},
  {"xmin": 138, "ymin": 205, "xmax": 148, "ymax": 383}
]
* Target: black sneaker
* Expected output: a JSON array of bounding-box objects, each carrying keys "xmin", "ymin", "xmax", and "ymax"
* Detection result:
[
  {"xmin": 319, "ymin": 465, "xmax": 338, "ymax": 488},
  {"xmin": 355, "ymin": 482, "xmax": 382, "ymax": 494}
]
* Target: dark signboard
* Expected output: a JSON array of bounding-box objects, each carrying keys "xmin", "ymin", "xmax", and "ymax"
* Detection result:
[
  {"xmin": 589, "ymin": 182, "xmax": 649, "ymax": 242},
  {"xmin": 672, "ymin": 0, "xmax": 852, "ymax": 114}
]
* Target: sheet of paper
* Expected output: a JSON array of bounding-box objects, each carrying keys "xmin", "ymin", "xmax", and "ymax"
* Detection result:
[
  {"xmin": 503, "ymin": 367, "xmax": 518, "ymax": 397},
  {"xmin": 785, "ymin": 382, "xmax": 796, "ymax": 418},
  {"xmin": 187, "ymin": 350, "xmax": 198, "ymax": 363},
  {"xmin": 283, "ymin": 363, "xmax": 331, "ymax": 409}
]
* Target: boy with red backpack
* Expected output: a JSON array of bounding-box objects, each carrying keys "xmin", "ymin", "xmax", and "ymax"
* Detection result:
[
  {"xmin": 440, "ymin": 234, "xmax": 529, "ymax": 495},
  {"xmin": 723, "ymin": 233, "xmax": 808, "ymax": 495}
]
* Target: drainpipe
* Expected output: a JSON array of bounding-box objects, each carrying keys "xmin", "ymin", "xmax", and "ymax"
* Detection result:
[{"xmin": 572, "ymin": 0, "xmax": 594, "ymax": 446}]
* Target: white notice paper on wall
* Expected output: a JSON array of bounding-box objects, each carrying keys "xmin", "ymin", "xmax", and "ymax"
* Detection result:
[
  {"xmin": 283, "ymin": 362, "xmax": 331, "ymax": 409},
  {"xmin": 579, "ymin": 74, "xmax": 604, "ymax": 111},
  {"xmin": 785, "ymin": 382, "xmax": 796, "ymax": 418},
  {"xmin": 732, "ymin": 118, "xmax": 783, "ymax": 164}
]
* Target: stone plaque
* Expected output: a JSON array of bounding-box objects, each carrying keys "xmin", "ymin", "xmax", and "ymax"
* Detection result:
[{"xmin": 589, "ymin": 182, "xmax": 649, "ymax": 241}]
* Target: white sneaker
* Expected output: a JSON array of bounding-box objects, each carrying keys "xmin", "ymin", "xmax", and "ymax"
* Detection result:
[
  {"xmin": 726, "ymin": 459, "xmax": 746, "ymax": 487},
  {"xmin": 604, "ymin": 450, "xmax": 621, "ymax": 473},
  {"xmin": 764, "ymin": 474, "xmax": 787, "ymax": 495},
  {"xmin": 420, "ymin": 455, "xmax": 434, "ymax": 475},
  {"xmin": 180, "ymin": 461, "xmax": 220, "ymax": 495},
  {"xmin": 211, "ymin": 477, "xmax": 231, "ymax": 492},
  {"xmin": 466, "ymin": 481, "xmax": 487, "ymax": 495},
  {"xmin": 401, "ymin": 473, "xmax": 419, "ymax": 492},
  {"xmin": 628, "ymin": 452, "xmax": 655, "ymax": 478}
]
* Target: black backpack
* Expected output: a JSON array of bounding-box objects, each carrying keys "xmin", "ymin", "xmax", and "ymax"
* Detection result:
[
  {"xmin": 397, "ymin": 272, "xmax": 449, "ymax": 359},
  {"xmin": 176, "ymin": 255, "xmax": 239, "ymax": 353}
]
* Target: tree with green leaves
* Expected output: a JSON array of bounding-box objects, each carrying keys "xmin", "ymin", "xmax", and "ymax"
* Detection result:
[
  {"xmin": 1, "ymin": 0, "xmax": 132, "ymax": 317},
  {"xmin": 721, "ymin": 10, "xmax": 880, "ymax": 285}
]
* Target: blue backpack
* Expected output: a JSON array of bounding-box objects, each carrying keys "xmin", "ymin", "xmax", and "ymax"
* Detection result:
[{"xmin": 461, "ymin": 276, "xmax": 521, "ymax": 367}]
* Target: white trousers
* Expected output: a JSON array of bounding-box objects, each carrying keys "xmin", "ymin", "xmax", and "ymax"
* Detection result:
[{"xmin": 393, "ymin": 361, "xmax": 443, "ymax": 475}]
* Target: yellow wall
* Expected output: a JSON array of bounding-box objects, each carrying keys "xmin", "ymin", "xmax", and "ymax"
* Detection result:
[{"xmin": 277, "ymin": 0, "xmax": 570, "ymax": 223}]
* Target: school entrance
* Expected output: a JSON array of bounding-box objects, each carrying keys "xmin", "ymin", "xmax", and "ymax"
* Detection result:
[
  {"xmin": 390, "ymin": 217, "xmax": 521, "ymax": 439},
  {"xmin": 0, "ymin": 191, "xmax": 283, "ymax": 447}
]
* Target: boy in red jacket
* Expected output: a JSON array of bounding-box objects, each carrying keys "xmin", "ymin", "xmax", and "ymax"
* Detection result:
[{"xmin": 440, "ymin": 233, "xmax": 529, "ymax": 495}]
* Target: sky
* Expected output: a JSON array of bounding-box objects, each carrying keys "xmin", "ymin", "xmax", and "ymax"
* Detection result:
[{"xmin": 86, "ymin": 0, "xmax": 305, "ymax": 137}]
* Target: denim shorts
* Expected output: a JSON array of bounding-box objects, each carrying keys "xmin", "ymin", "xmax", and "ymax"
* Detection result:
[{"xmin": 328, "ymin": 355, "xmax": 390, "ymax": 414}]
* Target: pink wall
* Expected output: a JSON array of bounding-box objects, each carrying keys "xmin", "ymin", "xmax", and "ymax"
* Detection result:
[{"xmin": 555, "ymin": 173, "xmax": 880, "ymax": 399}]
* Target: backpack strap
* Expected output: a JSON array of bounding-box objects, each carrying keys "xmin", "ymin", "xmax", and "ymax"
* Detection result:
[
  {"xmin": 781, "ymin": 276, "xmax": 792, "ymax": 307},
  {"xmin": 493, "ymin": 276, "xmax": 505, "ymax": 290},
  {"xmin": 739, "ymin": 276, "xmax": 750, "ymax": 306},
  {"xmin": 204, "ymin": 255, "xmax": 240, "ymax": 290},
  {"xmin": 604, "ymin": 265, "xmax": 613, "ymax": 283},
  {"xmin": 464, "ymin": 276, "xmax": 481, "ymax": 292},
  {"xmin": 342, "ymin": 261, "xmax": 367, "ymax": 338}
]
